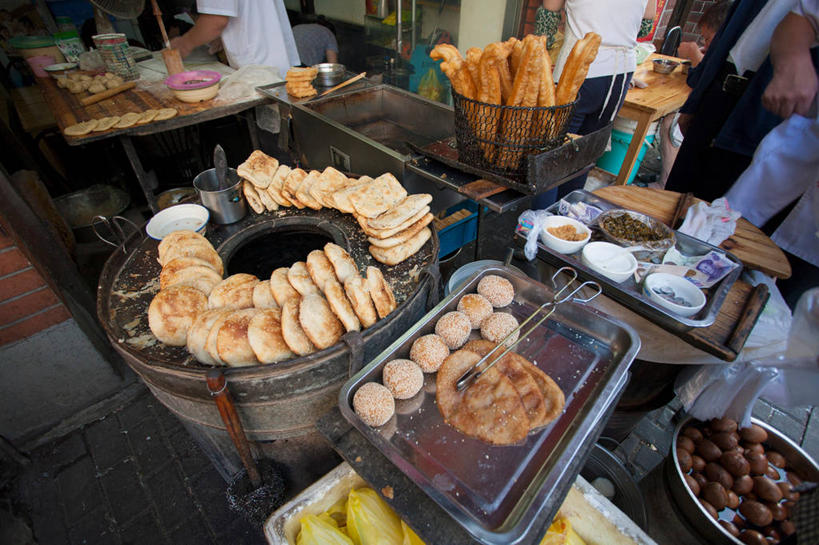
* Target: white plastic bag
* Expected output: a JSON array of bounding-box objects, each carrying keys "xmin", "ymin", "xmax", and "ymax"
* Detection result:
[
  {"xmin": 218, "ymin": 64, "xmax": 282, "ymax": 100},
  {"xmin": 517, "ymin": 209, "xmax": 553, "ymax": 261},
  {"xmin": 678, "ymin": 197, "xmax": 741, "ymax": 246}
]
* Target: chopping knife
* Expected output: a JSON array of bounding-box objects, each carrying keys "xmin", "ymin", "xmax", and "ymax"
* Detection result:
[
  {"xmin": 150, "ymin": 0, "xmax": 185, "ymax": 75},
  {"xmin": 214, "ymin": 144, "xmax": 228, "ymax": 190}
]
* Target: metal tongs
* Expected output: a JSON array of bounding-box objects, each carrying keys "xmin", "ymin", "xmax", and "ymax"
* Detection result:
[
  {"xmin": 92, "ymin": 215, "xmax": 140, "ymax": 254},
  {"xmin": 455, "ymin": 267, "xmax": 602, "ymax": 391}
]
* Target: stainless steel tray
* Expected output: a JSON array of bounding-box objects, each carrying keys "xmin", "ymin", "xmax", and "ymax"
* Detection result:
[
  {"xmin": 338, "ymin": 265, "xmax": 640, "ymax": 545},
  {"xmin": 522, "ymin": 190, "xmax": 742, "ymax": 332}
]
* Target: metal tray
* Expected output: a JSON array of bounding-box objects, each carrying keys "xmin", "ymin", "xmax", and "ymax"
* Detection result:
[
  {"xmin": 338, "ymin": 265, "xmax": 640, "ymax": 545},
  {"xmin": 522, "ymin": 190, "xmax": 742, "ymax": 332}
]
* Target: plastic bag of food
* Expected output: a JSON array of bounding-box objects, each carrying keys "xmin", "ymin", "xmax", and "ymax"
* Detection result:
[
  {"xmin": 539, "ymin": 517, "xmax": 587, "ymax": 545},
  {"xmin": 297, "ymin": 514, "xmax": 354, "ymax": 545},
  {"xmin": 346, "ymin": 488, "xmax": 404, "ymax": 545},
  {"xmin": 418, "ymin": 68, "xmax": 444, "ymax": 102}
]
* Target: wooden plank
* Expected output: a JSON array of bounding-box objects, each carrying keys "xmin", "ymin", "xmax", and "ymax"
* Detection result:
[
  {"xmin": 458, "ymin": 179, "xmax": 507, "ymax": 201},
  {"xmin": 594, "ymin": 186, "xmax": 791, "ymax": 279},
  {"xmin": 621, "ymin": 53, "xmax": 692, "ymax": 119},
  {"xmin": 614, "ymin": 113, "xmax": 652, "ymax": 185}
]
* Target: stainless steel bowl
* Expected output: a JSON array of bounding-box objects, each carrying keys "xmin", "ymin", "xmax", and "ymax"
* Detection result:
[
  {"xmin": 653, "ymin": 59, "xmax": 680, "ymax": 74},
  {"xmin": 314, "ymin": 63, "xmax": 345, "ymax": 86},
  {"xmin": 54, "ymin": 185, "xmax": 131, "ymax": 243},
  {"xmin": 596, "ymin": 208, "xmax": 676, "ymax": 257}
]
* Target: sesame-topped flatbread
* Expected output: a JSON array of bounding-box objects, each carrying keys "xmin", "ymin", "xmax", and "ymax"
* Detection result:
[
  {"xmin": 237, "ymin": 150, "xmax": 278, "ymax": 189},
  {"xmin": 295, "ymin": 170, "xmax": 323, "ymax": 210},
  {"xmin": 349, "ymin": 173, "xmax": 407, "ymax": 218},
  {"xmin": 310, "ymin": 166, "xmax": 350, "ymax": 208},
  {"xmin": 280, "ymin": 297, "xmax": 315, "ymax": 356},
  {"xmin": 287, "ymin": 261, "xmax": 322, "ymax": 297},
  {"xmin": 268, "ymin": 164, "xmax": 292, "ymax": 206},
  {"xmin": 329, "ymin": 176, "xmax": 373, "ymax": 213},
  {"xmin": 324, "ymin": 243, "xmax": 359, "ymax": 285},
  {"xmin": 305, "ymin": 249, "xmax": 336, "ymax": 291},
  {"xmin": 270, "ymin": 267, "xmax": 299, "ymax": 307},
  {"xmin": 368, "ymin": 194, "xmax": 433, "ymax": 230},
  {"xmin": 282, "ymin": 168, "xmax": 308, "ymax": 208},
  {"xmin": 369, "ymin": 227, "xmax": 431, "ymax": 266},
  {"xmin": 367, "ymin": 213, "xmax": 434, "ymax": 249}
]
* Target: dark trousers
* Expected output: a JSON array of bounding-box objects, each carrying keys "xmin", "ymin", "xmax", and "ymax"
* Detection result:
[
  {"xmin": 533, "ymin": 72, "xmax": 633, "ymax": 209},
  {"xmin": 665, "ymin": 65, "xmax": 752, "ymax": 202}
]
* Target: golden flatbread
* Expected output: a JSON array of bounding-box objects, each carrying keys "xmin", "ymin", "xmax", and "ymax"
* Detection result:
[
  {"xmin": 287, "ymin": 261, "xmax": 322, "ymax": 296},
  {"xmin": 160, "ymin": 256, "xmax": 221, "ymax": 288},
  {"xmin": 268, "ymin": 164, "xmax": 292, "ymax": 206},
  {"xmin": 298, "ymin": 293, "xmax": 344, "ymax": 350},
  {"xmin": 215, "ymin": 308, "xmax": 260, "ymax": 367},
  {"xmin": 368, "ymin": 194, "xmax": 433, "ymax": 230},
  {"xmin": 282, "ymin": 168, "xmax": 307, "ymax": 208},
  {"xmin": 252, "ymin": 280, "xmax": 279, "ymax": 309},
  {"xmin": 367, "ymin": 213, "xmax": 434, "ymax": 249},
  {"xmin": 237, "ymin": 150, "xmax": 278, "ymax": 189},
  {"xmin": 114, "ymin": 112, "xmax": 141, "ymax": 128},
  {"xmin": 281, "ymin": 297, "xmax": 315, "ymax": 356},
  {"xmin": 349, "ymin": 173, "xmax": 407, "ymax": 218},
  {"xmin": 92, "ymin": 116, "xmax": 120, "ymax": 132},
  {"xmin": 247, "ymin": 308, "xmax": 294, "ymax": 364},
  {"xmin": 310, "ymin": 166, "xmax": 350, "ymax": 208},
  {"xmin": 270, "ymin": 267, "xmax": 300, "ymax": 307},
  {"xmin": 158, "ymin": 230, "xmax": 212, "ymax": 263},
  {"xmin": 305, "ymin": 249, "xmax": 336, "ymax": 291},
  {"xmin": 369, "ymin": 227, "xmax": 431, "ymax": 266},
  {"xmin": 187, "ymin": 309, "xmax": 229, "ymax": 365},
  {"xmin": 154, "ymin": 108, "xmax": 178, "ymax": 121},
  {"xmin": 358, "ymin": 207, "xmax": 430, "ymax": 239},
  {"xmin": 324, "ymin": 243, "xmax": 359, "ymax": 285},
  {"xmin": 243, "ymin": 180, "xmax": 265, "ymax": 214},
  {"xmin": 295, "ymin": 170, "xmax": 323, "ymax": 210},
  {"xmin": 207, "ymin": 273, "xmax": 258, "ymax": 310},
  {"xmin": 324, "ymin": 277, "xmax": 360, "ymax": 332},
  {"xmin": 148, "ymin": 285, "xmax": 208, "ymax": 346},
  {"xmin": 137, "ymin": 109, "xmax": 159, "ymax": 124},
  {"xmin": 344, "ymin": 275, "xmax": 377, "ymax": 328},
  {"xmin": 329, "ymin": 177, "xmax": 372, "ymax": 213},
  {"xmin": 160, "ymin": 264, "xmax": 222, "ymax": 296},
  {"xmin": 366, "ymin": 266, "xmax": 396, "ymax": 319},
  {"xmin": 64, "ymin": 120, "xmax": 98, "ymax": 136}
]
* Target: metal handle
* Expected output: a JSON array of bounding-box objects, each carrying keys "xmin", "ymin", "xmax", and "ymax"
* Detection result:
[{"xmin": 91, "ymin": 215, "xmax": 140, "ymax": 253}]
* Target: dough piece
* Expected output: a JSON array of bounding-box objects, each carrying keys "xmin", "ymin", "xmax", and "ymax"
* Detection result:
[
  {"xmin": 67, "ymin": 80, "xmax": 84, "ymax": 94},
  {"xmin": 137, "ymin": 109, "xmax": 159, "ymax": 124},
  {"xmin": 268, "ymin": 164, "xmax": 292, "ymax": 206},
  {"xmin": 287, "ymin": 261, "xmax": 321, "ymax": 296},
  {"xmin": 480, "ymin": 312, "xmax": 520, "ymax": 346},
  {"xmin": 252, "ymin": 280, "xmax": 279, "ymax": 309},
  {"xmin": 187, "ymin": 309, "xmax": 229, "ymax": 365},
  {"xmin": 64, "ymin": 120, "xmax": 98, "ymax": 136},
  {"xmin": 329, "ymin": 177, "xmax": 372, "ymax": 213},
  {"xmin": 87, "ymin": 82, "xmax": 106, "ymax": 94},
  {"xmin": 305, "ymin": 249, "xmax": 336, "ymax": 291},
  {"xmin": 323, "ymin": 243, "xmax": 359, "ymax": 285},
  {"xmin": 366, "ymin": 266, "xmax": 396, "ymax": 319},
  {"xmin": 295, "ymin": 170, "xmax": 323, "ymax": 210},
  {"xmin": 207, "ymin": 273, "xmax": 258, "ymax": 309},
  {"xmin": 78, "ymin": 74, "xmax": 92, "ymax": 82},
  {"xmin": 434, "ymin": 311, "xmax": 471, "ymax": 350},
  {"xmin": 457, "ymin": 293, "xmax": 493, "ymax": 329},
  {"xmin": 344, "ymin": 275, "xmax": 377, "ymax": 328},
  {"xmin": 382, "ymin": 359, "xmax": 424, "ymax": 399},
  {"xmin": 215, "ymin": 308, "xmax": 260, "ymax": 367},
  {"xmin": 367, "ymin": 194, "xmax": 433, "ymax": 230},
  {"xmin": 409, "ymin": 334, "xmax": 449, "ymax": 373},
  {"xmin": 367, "ymin": 213, "xmax": 434, "ymax": 249},
  {"xmin": 436, "ymin": 349, "xmax": 530, "ymax": 445},
  {"xmin": 237, "ymin": 150, "xmax": 278, "ymax": 190},
  {"xmin": 477, "ymin": 275, "xmax": 515, "ymax": 307},
  {"xmin": 148, "ymin": 285, "xmax": 208, "ymax": 346},
  {"xmin": 555, "ymin": 32, "xmax": 601, "ymax": 105},
  {"xmin": 92, "ymin": 116, "xmax": 120, "ymax": 132},
  {"xmin": 349, "ymin": 173, "xmax": 407, "ymax": 219},
  {"xmin": 353, "ymin": 382, "xmax": 394, "ymax": 427},
  {"xmin": 280, "ymin": 297, "xmax": 315, "ymax": 356},
  {"xmin": 359, "ymin": 208, "xmax": 430, "ymax": 240},
  {"xmin": 105, "ymin": 77, "xmax": 124, "ymax": 89},
  {"xmin": 310, "ymin": 166, "xmax": 349, "ymax": 208},
  {"xmin": 243, "ymin": 180, "xmax": 265, "ymax": 214},
  {"xmin": 57, "ymin": 77, "xmax": 69, "ymax": 88},
  {"xmin": 282, "ymin": 168, "xmax": 307, "ymax": 208},
  {"xmin": 369, "ymin": 227, "xmax": 431, "ymax": 266},
  {"xmin": 114, "ymin": 112, "xmax": 141, "ymax": 128},
  {"xmin": 323, "ymin": 277, "xmax": 360, "ymax": 332},
  {"xmin": 154, "ymin": 108, "xmax": 178, "ymax": 121},
  {"xmin": 270, "ymin": 267, "xmax": 299, "ymax": 307},
  {"xmin": 159, "ymin": 256, "xmax": 221, "ymax": 288},
  {"xmin": 247, "ymin": 308, "xmax": 294, "ymax": 364},
  {"xmin": 159, "ymin": 264, "xmax": 222, "ymax": 296},
  {"xmin": 298, "ymin": 293, "xmax": 343, "ymax": 350}
]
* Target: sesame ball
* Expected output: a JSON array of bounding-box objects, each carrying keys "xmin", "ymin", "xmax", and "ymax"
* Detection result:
[
  {"xmin": 409, "ymin": 334, "xmax": 450, "ymax": 373},
  {"xmin": 382, "ymin": 359, "xmax": 424, "ymax": 399},
  {"xmin": 353, "ymin": 382, "xmax": 395, "ymax": 427},
  {"xmin": 434, "ymin": 311, "xmax": 471, "ymax": 349},
  {"xmin": 457, "ymin": 293, "xmax": 493, "ymax": 329},
  {"xmin": 480, "ymin": 312, "xmax": 520, "ymax": 346},
  {"xmin": 477, "ymin": 275, "xmax": 515, "ymax": 307}
]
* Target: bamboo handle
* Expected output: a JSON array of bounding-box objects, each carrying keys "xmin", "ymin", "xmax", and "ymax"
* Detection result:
[
  {"xmin": 319, "ymin": 72, "xmax": 366, "ymax": 97},
  {"xmin": 670, "ymin": 191, "xmax": 694, "ymax": 229},
  {"xmin": 150, "ymin": 0, "xmax": 171, "ymax": 48},
  {"xmin": 79, "ymin": 81, "xmax": 137, "ymax": 106},
  {"xmin": 206, "ymin": 369, "xmax": 262, "ymax": 488}
]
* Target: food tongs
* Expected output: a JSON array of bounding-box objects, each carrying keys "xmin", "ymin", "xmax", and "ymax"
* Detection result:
[{"xmin": 456, "ymin": 267, "xmax": 602, "ymax": 391}]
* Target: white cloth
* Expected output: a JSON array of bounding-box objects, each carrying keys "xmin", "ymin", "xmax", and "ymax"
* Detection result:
[
  {"xmin": 196, "ymin": 0, "xmax": 300, "ymax": 75},
  {"xmin": 795, "ymin": 0, "xmax": 819, "ymax": 37},
  {"xmin": 553, "ymin": 0, "xmax": 648, "ymax": 81},
  {"xmin": 728, "ymin": 0, "xmax": 796, "ymax": 75},
  {"xmin": 724, "ymin": 114, "xmax": 819, "ymax": 267}
]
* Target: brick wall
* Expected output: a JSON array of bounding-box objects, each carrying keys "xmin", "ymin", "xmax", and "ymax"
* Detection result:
[
  {"xmin": 682, "ymin": 0, "xmax": 718, "ymax": 43},
  {"xmin": 654, "ymin": 0, "xmax": 679, "ymax": 48},
  {"xmin": 522, "ymin": 0, "xmax": 538, "ymax": 36},
  {"xmin": 0, "ymin": 227, "xmax": 70, "ymax": 346}
]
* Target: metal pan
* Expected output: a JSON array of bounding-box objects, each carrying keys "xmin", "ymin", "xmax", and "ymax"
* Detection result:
[
  {"xmin": 521, "ymin": 190, "xmax": 742, "ymax": 332},
  {"xmin": 338, "ymin": 264, "xmax": 640, "ymax": 544}
]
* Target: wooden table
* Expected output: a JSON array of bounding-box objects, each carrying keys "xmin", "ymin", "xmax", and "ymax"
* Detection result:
[
  {"xmin": 615, "ymin": 53, "xmax": 691, "ymax": 185},
  {"xmin": 37, "ymin": 57, "xmax": 268, "ymax": 212},
  {"xmin": 10, "ymin": 86, "xmax": 56, "ymax": 136}
]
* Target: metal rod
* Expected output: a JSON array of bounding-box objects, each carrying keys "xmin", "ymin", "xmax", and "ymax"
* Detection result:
[
  {"xmin": 396, "ymin": 0, "xmax": 403, "ymax": 58},
  {"xmin": 411, "ymin": 0, "xmax": 417, "ymax": 51}
]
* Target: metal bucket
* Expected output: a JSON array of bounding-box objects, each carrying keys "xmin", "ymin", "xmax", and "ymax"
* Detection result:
[
  {"xmin": 54, "ymin": 185, "xmax": 130, "ymax": 244},
  {"xmin": 193, "ymin": 168, "xmax": 246, "ymax": 224}
]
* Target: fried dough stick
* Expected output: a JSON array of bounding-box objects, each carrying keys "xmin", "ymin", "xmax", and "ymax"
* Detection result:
[
  {"xmin": 475, "ymin": 42, "xmax": 512, "ymax": 162},
  {"xmin": 497, "ymin": 35, "xmax": 543, "ymax": 169},
  {"xmin": 430, "ymin": 44, "xmax": 477, "ymax": 99}
]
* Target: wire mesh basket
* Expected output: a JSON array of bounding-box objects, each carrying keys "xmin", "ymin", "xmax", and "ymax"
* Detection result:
[{"xmin": 452, "ymin": 89, "xmax": 577, "ymax": 179}]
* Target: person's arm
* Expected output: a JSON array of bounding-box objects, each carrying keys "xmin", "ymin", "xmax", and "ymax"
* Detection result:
[
  {"xmin": 536, "ymin": 0, "xmax": 565, "ymax": 48},
  {"xmin": 326, "ymin": 49, "xmax": 338, "ymax": 63},
  {"xmin": 639, "ymin": 0, "xmax": 657, "ymax": 37},
  {"xmin": 678, "ymin": 41, "xmax": 706, "ymax": 66},
  {"xmin": 169, "ymin": 14, "xmax": 229, "ymax": 58},
  {"xmin": 762, "ymin": 12, "xmax": 818, "ymax": 118}
]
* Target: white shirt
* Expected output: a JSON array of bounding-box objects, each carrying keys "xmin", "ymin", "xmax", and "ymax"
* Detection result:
[
  {"xmin": 554, "ymin": 0, "xmax": 648, "ymax": 81},
  {"xmin": 728, "ymin": 0, "xmax": 797, "ymax": 75},
  {"xmin": 197, "ymin": 0, "xmax": 300, "ymax": 75}
]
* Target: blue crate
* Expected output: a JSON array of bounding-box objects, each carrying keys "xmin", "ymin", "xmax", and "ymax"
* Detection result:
[{"xmin": 438, "ymin": 201, "xmax": 478, "ymax": 258}]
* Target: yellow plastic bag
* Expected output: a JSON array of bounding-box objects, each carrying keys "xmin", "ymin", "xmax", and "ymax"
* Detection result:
[
  {"xmin": 418, "ymin": 68, "xmax": 444, "ymax": 102},
  {"xmin": 539, "ymin": 517, "xmax": 586, "ymax": 545},
  {"xmin": 297, "ymin": 514, "xmax": 354, "ymax": 545},
  {"xmin": 325, "ymin": 496, "xmax": 349, "ymax": 528},
  {"xmin": 401, "ymin": 520, "xmax": 425, "ymax": 545},
  {"xmin": 346, "ymin": 488, "xmax": 404, "ymax": 545}
]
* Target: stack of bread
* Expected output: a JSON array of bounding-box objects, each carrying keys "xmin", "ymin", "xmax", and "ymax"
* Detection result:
[
  {"xmin": 430, "ymin": 33, "xmax": 601, "ymax": 168},
  {"xmin": 148, "ymin": 234, "xmax": 397, "ymax": 367},
  {"xmin": 284, "ymin": 66, "xmax": 318, "ymax": 98},
  {"xmin": 237, "ymin": 150, "xmax": 433, "ymax": 266}
]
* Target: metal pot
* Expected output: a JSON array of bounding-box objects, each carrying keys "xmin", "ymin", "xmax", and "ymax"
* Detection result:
[
  {"xmin": 54, "ymin": 185, "xmax": 130, "ymax": 244},
  {"xmin": 314, "ymin": 63, "xmax": 345, "ymax": 87}
]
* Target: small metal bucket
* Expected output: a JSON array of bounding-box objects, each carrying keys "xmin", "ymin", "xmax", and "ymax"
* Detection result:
[{"xmin": 192, "ymin": 168, "xmax": 246, "ymax": 224}]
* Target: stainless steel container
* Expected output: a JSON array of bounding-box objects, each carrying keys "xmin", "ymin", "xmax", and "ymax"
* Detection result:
[
  {"xmin": 314, "ymin": 63, "xmax": 345, "ymax": 87},
  {"xmin": 192, "ymin": 167, "xmax": 246, "ymax": 224}
]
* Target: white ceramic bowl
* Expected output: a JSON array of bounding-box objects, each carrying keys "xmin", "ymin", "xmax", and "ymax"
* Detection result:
[
  {"xmin": 145, "ymin": 203, "xmax": 209, "ymax": 240},
  {"xmin": 642, "ymin": 273, "xmax": 706, "ymax": 317},
  {"xmin": 539, "ymin": 216, "xmax": 591, "ymax": 254},
  {"xmin": 581, "ymin": 242, "xmax": 638, "ymax": 283},
  {"xmin": 43, "ymin": 62, "xmax": 78, "ymax": 78}
]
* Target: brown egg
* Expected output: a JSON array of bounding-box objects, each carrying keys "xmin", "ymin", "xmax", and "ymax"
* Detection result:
[
  {"xmin": 746, "ymin": 451, "xmax": 768, "ymax": 475},
  {"xmin": 719, "ymin": 520, "xmax": 740, "ymax": 537},
  {"xmin": 721, "ymin": 450, "xmax": 751, "ymax": 477},
  {"xmin": 693, "ymin": 472, "xmax": 708, "ymax": 489},
  {"xmin": 738, "ymin": 529, "xmax": 767, "ymax": 545},
  {"xmin": 692, "ymin": 454, "xmax": 706, "ymax": 472},
  {"xmin": 684, "ymin": 473, "xmax": 701, "ymax": 497},
  {"xmin": 702, "ymin": 482, "xmax": 728, "ymax": 510},
  {"xmin": 767, "ymin": 502, "xmax": 787, "ymax": 521},
  {"xmin": 739, "ymin": 500, "xmax": 773, "ymax": 527},
  {"xmin": 744, "ymin": 442, "xmax": 765, "ymax": 455},
  {"xmin": 699, "ymin": 498, "xmax": 719, "ymax": 519},
  {"xmin": 710, "ymin": 417, "xmax": 738, "ymax": 433},
  {"xmin": 733, "ymin": 474, "xmax": 754, "ymax": 495},
  {"xmin": 776, "ymin": 481, "xmax": 799, "ymax": 502},
  {"xmin": 779, "ymin": 520, "xmax": 795, "ymax": 536},
  {"xmin": 783, "ymin": 500, "xmax": 797, "ymax": 518},
  {"xmin": 733, "ymin": 514, "xmax": 746, "ymax": 529},
  {"xmin": 706, "ymin": 462, "xmax": 734, "ymax": 489},
  {"xmin": 767, "ymin": 451, "xmax": 786, "ymax": 468},
  {"xmin": 740, "ymin": 424, "xmax": 768, "ymax": 443},
  {"xmin": 766, "ymin": 465, "xmax": 781, "ymax": 480},
  {"xmin": 753, "ymin": 476, "xmax": 783, "ymax": 502},
  {"xmin": 677, "ymin": 448, "xmax": 693, "ymax": 472},
  {"xmin": 711, "ymin": 431, "xmax": 739, "ymax": 451},
  {"xmin": 786, "ymin": 471, "xmax": 803, "ymax": 486},
  {"xmin": 677, "ymin": 435, "xmax": 696, "ymax": 453},
  {"xmin": 726, "ymin": 490, "xmax": 740, "ymax": 509},
  {"xmin": 697, "ymin": 439, "xmax": 723, "ymax": 462},
  {"xmin": 763, "ymin": 526, "xmax": 781, "ymax": 542},
  {"xmin": 683, "ymin": 426, "xmax": 704, "ymax": 443}
]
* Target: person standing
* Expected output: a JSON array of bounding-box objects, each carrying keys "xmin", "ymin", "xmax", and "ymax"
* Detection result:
[
  {"xmin": 533, "ymin": 0, "xmax": 657, "ymax": 208},
  {"xmin": 170, "ymin": 0, "xmax": 300, "ymax": 76},
  {"xmin": 292, "ymin": 22, "xmax": 339, "ymax": 66}
]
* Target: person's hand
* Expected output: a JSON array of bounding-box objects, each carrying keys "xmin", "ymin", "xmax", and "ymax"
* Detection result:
[
  {"xmin": 763, "ymin": 51, "xmax": 818, "ymax": 118},
  {"xmin": 170, "ymin": 36, "xmax": 193, "ymax": 58},
  {"xmin": 677, "ymin": 113, "xmax": 693, "ymax": 136},
  {"xmin": 677, "ymin": 41, "xmax": 704, "ymax": 66}
]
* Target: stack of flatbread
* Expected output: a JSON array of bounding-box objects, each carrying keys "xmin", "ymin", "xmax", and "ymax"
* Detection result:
[{"xmin": 285, "ymin": 66, "xmax": 318, "ymax": 98}]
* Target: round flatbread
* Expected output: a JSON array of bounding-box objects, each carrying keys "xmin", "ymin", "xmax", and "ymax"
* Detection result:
[
  {"xmin": 154, "ymin": 108, "xmax": 178, "ymax": 121},
  {"xmin": 324, "ymin": 278, "xmax": 360, "ymax": 332},
  {"xmin": 366, "ymin": 266, "xmax": 396, "ymax": 319},
  {"xmin": 305, "ymin": 250, "xmax": 336, "ymax": 291},
  {"xmin": 187, "ymin": 309, "xmax": 229, "ymax": 366},
  {"xmin": 247, "ymin": 308, "xmax": 294, "ymax": 364},
  {"xmin": 159, "ymin": 256, "xmax": 221, "ymax": 288},
  {"xmin": 137, "ymin": 109, "xmax": 159, "ymax": 124},
  {"xmin": 114, "ymin": 112, "xmax": 141, "ymax": 128},
  {"xmin": 64, "ymin": 120, "xmax": 98, "ymax": 136},
  {"xmin": 207, "ymin": 273, "xmax": 258, "ymax": 310},
  {"xmin": 243, "ymin": 180, "xmax": 265, "ymax": 214},
  {"xmin": 324, "ymin": 242, "xmax": 359, "ymax": 285},
  {"xmin": 343, "ymin": 275, "xmax": 377, "ymax": 328},
  {"xmin": 215, "ymin": 308, "xmax": 260, "ymax": 367},
  {"xmin": 92, "ymin": 116, "xmax": 120, "ymax": 132},
  {"xmin": 160, "ymin": 264, "xmax": 223, "ymax": 296},
  {"xmin": 287, "ymin": 261, "xmax": 321, "ymax": 297},
  {"xmin": 281, "ymin": 297, "xmax": 315, "ymax": 356},
  {"xmin": 157, "ymin": 230, "xmax": 212, "ymax": 263},
  {"xmin": 252, "ymin": 281, "xmax": 279, "ymax": 309},
  {"xmin": 298, "ymin": 294, "xmax": 343, "ymax": 350},
  {"xmin": 148, "ymin": 285, "xmax": 208, "ymax": 346},
  {"xmin": 270, "ymin": 267, "xmax": 300, "ymax": 307}
]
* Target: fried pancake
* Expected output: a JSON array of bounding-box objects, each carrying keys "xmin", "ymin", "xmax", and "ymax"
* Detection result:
[
  {"xmin": 369, "ymin": 227, "xmax": 431, "ymax": 266},
  {"xmin": 207, "ymin": 273, "xmax": 258, "ymax": 310},
  {"xmin": 436, "ymin": 349, "xmax": 530, "ymax": 445},
  {"xmin": 298, "ymin": 294, "xmax": 343, "ymax": 350},
  {"xmin": 148, "ymin": 285, "xmax": 208, "ymax": 346},
  {"xmin": 324, "ymin": 243, "xmax": 359, "ymax": 285},
  {"xmin": 187, "ymin": 309, "xmax": 228, "ymax": 365},
  {"xmin": 344, "ymin": 275, "xmax": 377, "ymax": 328},
  {"xmin": 367, "ymin": 194, "xmax": 433, "ymax": 230},
  {"xmin": 366, "ymin": 266, "xmax": 396, "ymax": 319},
  {"xmin": 287, "ymin": 261, "xmax": 321, "ymax": 296},
  {"xmin": 280, "ymin": 297, "xmax": 315, "ymax": 356},
  {"xmin": 323, "ymin": 278, "xmax": 360, "ymax": 332},
  {"xmin": 159, "ymin": 264, "xmax": 222, "ymax": 296},
  {"xmin": 215, "ymin": 309, "xmax": 260, "ymax": 367},
  {"xmin": 295, "ymin": 170, "xmax": 323, "ymax": 210},
  {"xmin": 329, "ymin": 177, "xmax": 372, "ymax": 213},
  {"xmin": 252, "ymin": 280, "xmax": 279, "ymax": 309},
  {"xmin": 270, "ymin": 267, "xmax": 299, "ymax": 306},
  {"xmin": 367, "ymin": 213, "xmax": 434, "ymax": 249},
  {"xmin": 349, "ymin": 173, "xmax": 407, "ymax": 218},
  {"xmin": 247, "ymin": 308, "xmax": 294, "ymax": 364},
  {"xmin": 159, "ymin": 256, "xmax": 221, "ymax": 289}
]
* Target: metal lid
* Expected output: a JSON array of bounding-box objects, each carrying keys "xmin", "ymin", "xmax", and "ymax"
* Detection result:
[{"xmin": 9, "ymin": 35, "xmax": 55, "ymax": 49}]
